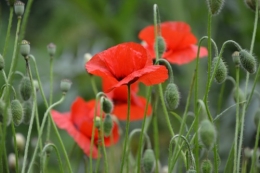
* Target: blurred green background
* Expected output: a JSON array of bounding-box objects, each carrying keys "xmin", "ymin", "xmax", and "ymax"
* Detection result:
[{"xmin": 1, "ymin": 0, "xmax": 260, "ymax": 172}]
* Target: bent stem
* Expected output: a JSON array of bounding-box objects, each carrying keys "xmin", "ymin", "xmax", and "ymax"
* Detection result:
[{"xmin": 120, "ymin": 84, "xmax": 131, "ymax": 173}]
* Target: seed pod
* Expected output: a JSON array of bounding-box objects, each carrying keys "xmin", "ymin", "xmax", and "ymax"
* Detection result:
[
  {"xmin": 164, "ymin": 83, "xmax": 180, "ymax": 110},
  {"xmin": 156, "ymin": 36, "xmax": 166, "ymax": 57},
  {"xmin": 11, "ymin": 99, "xmax": 24, "ymax": 126},
  {"xmin": 22, "ymin": 101, "xmax": 32, "ymax": 124},
  {"xmin": 239, "ymin": 49, "xmax": 257, "ymax": 74},
  {"xmin": 47, "ymin": 43, "xmax": 56, "ymax": 57},
  {"xmin": 0, "ymin": 54, "xmax": 4, "ymax": 70},
  {"xmin": 211, "ymin": 57, "xmax": 227, "ymax": 84},
  {"xmin": 60, "ymin": 79, "xmax": 72, "ymax": 93},
  {"xmin": 101, "ymin": 97, "xmax": 113, "ymax": 114},
  {"xmin": 141, "ymin": 149, "xmax": 155, "ymax": 173},
  {"xmin": 103, "ymin": 114, "xmax": 113, "ymax": 137},
  {"xmin": 232, "ymin": 87, "xmax": 246, "ymax": 103},
  {"xmin": 245, "ymin": 0, "xmax": 260, "ymax": 12},
  {"xmin": 201, "ymin": 159, "xmax": 213, "ymax": 173},
  {"xmin": 14, "ymin": 1, "xmax": 25, "ymax": 17},
  {"xmin": 199, "ymin": 120, "xmax": 217, "ymax": 150},
  {"xmin": 254, "ymin": 109, "xmax": 260, "ymax": 127},
  {"xmin": 20, "ymin": 40, "xmax": 30, "ymax": 57},
  {"xmin": 19, "ymin": 77, "xmax": 32, "ymax": 101},
  {"xmin": 206, "ymin": 0, "xmax": 225, "ymax": 15}
]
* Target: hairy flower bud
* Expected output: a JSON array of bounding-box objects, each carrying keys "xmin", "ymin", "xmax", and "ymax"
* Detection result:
[
  {"xmin": 0, "ymin": 99, "xmax": 11, "ymax": 126},
  {"xmin": 60, "ymin": 79, "xmax": 72, "ymax": 93},
  {"xmin": 47, "ymin": 43, "xmax": 56, "ymax": 57},
  {"xmin": 13, "ymin": 133, "xmax": 25, "ymax": 152},
  {"xmin": 20, "ymin": 40, "xmax": 30, "ymax": 57},
  {"xmin": 14, "ymin": 1, "xmax": 25, "ymax": 17},
  {"xmin": 211, "ymin": 57, "xmax": 228, "ymax": 84},
  {"xmin": 22, "ymin": 101, "xmax": 32, "ymax": 124},
  {"xmin": 164, "ymin": 83, "xmax": 180, "ymax": 110},
  {"xmin": 156, "ymin": 36, "xmax": 166, "ymax": 57},
  {"xmin": 245, "ymin": 0, "xmax": 260, "ymax": 11},
  {"xmin": 201, "ymin": 159, "xmax": 213, "ymax": 173},
  {"xmin": 232, "ymin": 87, "xmax": 246, "ymax": 103},
  {"xmin": 239, "ymin": 49, "xmax": 257, "ymax": 74},
  {"xmin": 232, "ymin": 51, "xmax": 240, "ymax": 67},
  {"xmin": 206, "ymin": 0, "xmax": 225, "ymax": 15},
  {"xmin": 11, "ymin": 99, "xmax": 24, "ymax": 126},
  {"xmin": 101, "ymin": 97, "xmax": 113, "ymax": 114},
  {"xmin": 141, "ymin": 149, "xmax": 155, "ymax": 173},
  {"xmin": 0, "ymin": 54, "xmax": 4, "ymax": 70},
  {"xmin": 199, "ymin": 120, "xmax": 216, "ymax": 150},
  {"xmin": 19, "ymin": 77, "xmax": 32, "ymax": 101},
  {"xmin": 103, "ymin": 114, "xmax": 113, "ymax": 137}
]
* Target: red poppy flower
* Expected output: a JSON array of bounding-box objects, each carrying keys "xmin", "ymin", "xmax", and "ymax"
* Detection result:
[
  {"xmin": 138, "ymin": 21, "xmax": 208, "ymax": 65},
  {"xmin": 51, "ymin": 97, "xmax": 120, "ymax": 159},
  {"xmin": 103, "ymin": 79, "xmax": 152, "ymax": 121},
  {"xmin": 85, "ymin": 42, "xmax": 169, "ymax": 92}
]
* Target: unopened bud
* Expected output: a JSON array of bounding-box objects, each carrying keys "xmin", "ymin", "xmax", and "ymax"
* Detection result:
[
  {"xmin": 199, "ymin": 120, "xmax": 217, "ymax": 150},
  {"xmin": 141, "ymin": 149, "xmax": 155, "ymax": 173},
  {"xmin": 232, "ymin": 87, "xmax": 246, "ymax": 103},
  {"xmin": 19, "ymin": 77, "xmax": 32, "ymax": 101},
  {"xmin": 232, "ymin": 51, "xmax": 240, "ymax": 67},
  {"xmin": 156, "ymin": 36, "xmax": 166, "ymax": 57},
  {"xmin": 14, "ymin": 1, "xmax": 25, "ymax": 17},
  {"xmin": 0, "ymin": 99, "xmax": 11, "ymax": 126},
  {"xmin": 11, "ymin": 99, "xmax": 24, "ymax": 126},
  {"xmin": 201, "ymin": 159, "xmax": 213, "ymax": 173},
  {"xmin": 20, "ymin": 40, "xmax": 30, "ymax": 57},
  {"xmin": 22, "ymin": 101, "xmax": 32, "ymax": 124},
  {"xmin": 0, "ymin": 54, "xmax": 4, "ymax": 70},
  {"xmin": 103, "ymin": 114, "xmax": 113, "ymax": 137},
  {"xmin": 245, "ymin": 0, "xmax": 260, "ymax": 12},
  {"xmin": 60, "ymin": 79, "xmax": 72, "ymax": 93},
  {"xmin": 94, "ymin": 116, "xmax": 101, "ymax": 129},
  {"xmin": 206, "ymin": 0, "xmax": 225, "ymax": 15},
  {"xmin": 239, "ymin": 49, "xmax": 257, "ymax": 74},
  {"xmin": 164, "ymin": 83, "xmax": 180, "ymax": 110},
  {"xmin": 8, "ymin": 153, "xmax": 16, "ymax": 170},
  {"xmin": 101, "ymin": 97, "xmax": 113, "ymax": 114},
  {"xmin": 211, "ymin": 57, "xmax": 228, "ymax": 84},
  {"xmin": 47, "ymin": 43, "xmax": 56, "ymax": 57},
  {"xmin": 44, "ymin": 141, "xmax": 53, "ymax": 155},
  {"xmin": 13, "ymin": 133, "xmax": 25, "ymax": 152}
]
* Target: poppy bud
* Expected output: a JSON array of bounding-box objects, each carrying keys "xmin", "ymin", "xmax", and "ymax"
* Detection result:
[
  {"xmin": 20, "ymin": 40, "xmax": 30, "ymax": 57},
  {"xmin": 8, "ymin": 153, "xmax": 16, "ymax": 170},
  {"xmin": 94, "ymin": 116, "xmax": 101, "ymax": 129},
  {"xmin": 245, "ymin": 0, "xmax": 260, "ymax": 11},
  {"xmin": 206, "ymin": 0, "xmax": 225, "ymax": 15},
  {"xmin": 0, "ymin": 99, "xmax": 12, "ymax": 126},
  {"xmin": 101, "ymin": 97, "xmax": 114, "ymax": 114},
  {"xmin": 201, "ymin": 159, "xmax": 213, "ymax": 173},
  {"xmin": 19, "ymin": 76, "xmax": 32, "ymax": 101},
  {"xmin": 22, "ymin": 101, "xmax": 32, "ymax": 124},
  {"xmin": 47, "ymin": 43, "xmax": 56, "ymax": 57},
  {"xmin": 156, "ymin": 36, "xmax": 166, "ymax": 57},
  {"xmin": 14, "ymin": 1, "xmax": 25, "ymax": 17},
  {"xmin": 0, "ymin": 54, "xmax": 4, "ymax": 70},
  {"xmin": 199, "ymin": 120, "xmax": 216, "ymax": 150},
  {"xmin": 141, "ymin": 149, "xmax": 155, "ymax": 173},
  {"xmin": 232, "ymin": 87, "xmax": 246, "ymax": 103},
  {"xmin": 103, "ymin": 114, "xmax": 113, "ymax": 137},
  {"xmin": 11, "ymin": 99, "xmax": 24, "ymax": 126},
  {"xmin": 60, "ymin": 79, "xmax": 72, "ymax": 93},
  {"xmin": 232, "ymin": 51, "xmax": 240, "ymax": 67},
  {"xmin": 211, "ymin": 57, "xmax": 228, "ymax": 84},
  {"xmin": 239, "ymin": 49, "xmax": 257, "ymax": 74},
  {"xmin": 254, "ymin": 109, "xmax": 260, "ymax": 127},
  {"xmin": 44, "ymin": 141, "xmax": 53, "ymax": 155},
  {"xmin": 13, "ymin": 133, "xmax": 25, "ymax": 152},
  {"xmin": 164, "ymin": 83, "xmax": 180, "ymax": 110}
]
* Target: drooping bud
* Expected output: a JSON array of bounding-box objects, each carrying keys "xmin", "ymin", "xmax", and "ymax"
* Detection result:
[
  {"xmin": 0, "ymin": 54, "xmax": 4, "ymax": 70},
  {"xmin": 11, "ymin": 99, "xmax": 24, "ymax": 126},
  {"xmin": 245, "ymin": 0, "xmax": 260, "ymax": 12},
  {"xmin": 232, "ymin": 87, "xmax": 246, "ymax": 103},
  {"xmin": 199, "ymin": 120, "xmax": 217, "ymax": 150},
  {"xmin": 19, "ymin": 76, "xmax": 32, "ymax": 101},
  {"xmin": 156, "ymin": 36, "xmax": 166, "ymax": 57},
  {"xmin": 164, "ymin": 83, "xmax": 180, "ymax": 110},
  {"xmin": 22, "ymin": 101, "xmax": 32, "ymax": 124},
  {"xmin": 211, "ymin": 57, "xmax": 228, "ymax": 84},
  {"xmin": 20, "ymin": 40, "xmax": 30, "ymax": 57},
  {"xmin": 141, "ymin": 149, "xmax": 155, "ymax": 173},
  {"xmin": 103, "ymin": 114, "xmax": 113, "ymax": 137},
  {"xmin": 201, "ymin": 159, "xmax": 213, "ymax": 173},
  {"xmin": 8, "ymin": 153, "xmax": 16, "ymax": 170},
  {"xmin": 13, "ymin": 133, "xmax": 25, "ymax": 152},
  {"xmin": 101, "ymin": 97, "xmax": 113, "ymax": 114},
  {"xmin": 206, "ymin": 0, "xmax": 225, "ymax": 15},
  {"xmin": 232, "ymin": 51, "xmax": 240, "ymax": 67},
  {"xmin": 239, "ymin": 49, "xmax": 257, "ymax": 74},
  {"xmin": 47, "ymin": 43, "xmax": 56, "ymax": 57},
  {"xmin": 254, "ymin": 109, "xmax": 260, "ymax": 127},
  {"xmin": 60, "ymin": 79, "xmax": 72, "ymax": 93},
  {"xmin": 14, "ymin": 1, "xmax": 25, "ymax": 17},
  {"xmin": 44, "ymin": 141, "xmax": 53, "ymax": 155}
]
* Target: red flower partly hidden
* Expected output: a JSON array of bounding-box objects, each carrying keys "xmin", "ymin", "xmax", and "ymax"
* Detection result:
[
  {"xmin": 139, "ymin": 21, "xmax": 208, "ymax": 65},
  {"xmin": 85, "ymin": 42, "xmax": 169, "ymax": 92},
  {"xmin": 51, "ymin": 97, "xmax": 120, "ymax": 159},
  {"xmin": 103, "ymin": 80, "xmax": 152, "ymax": 121}
]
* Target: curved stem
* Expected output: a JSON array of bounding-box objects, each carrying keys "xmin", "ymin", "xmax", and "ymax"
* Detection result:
[
  {"xmin": 120, "ymin": 84, "xmax": 131, "ymax": 173},
  {"xmin": 155, "ymin": 59, "xmax": 174, "ymax": 83}
]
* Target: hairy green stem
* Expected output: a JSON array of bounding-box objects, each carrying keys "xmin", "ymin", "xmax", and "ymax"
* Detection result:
[{"xmin": 2, "ymin": 7, "xmax": 14, "ymax": 58}]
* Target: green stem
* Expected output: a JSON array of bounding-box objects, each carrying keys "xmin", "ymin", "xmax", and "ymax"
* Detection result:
[
  {"xmin": 100, "ymin": 107, "xmax": 108, "ymax": 173},
  {"xmin": 250, "ymin": 118, "xmax": 260, "ymax": 173},
  {"xmin": 19, "ymin": 0, "xmax": 34, "ymax": 40},
  {"xmin": 10, "ymin": 121, "xmax": 19, "ymax": 173},
  {"xmin": 90, "ymin": 76, "xmax": 98, "ymax": 95},
  {"xmin": 2, "ymin": 7, "xmax": 14, "ymax": 58},
  {"xmin": 152, "ymin": 111, "xmax": 160, "ymax": 173},
  {"xmin": 120, "ymin": 84, "xmax": 131, "ymax": 173}
]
